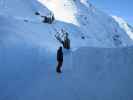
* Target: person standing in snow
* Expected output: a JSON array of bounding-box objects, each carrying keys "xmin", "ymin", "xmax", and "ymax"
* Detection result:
[{"xmin": 56, "ymin": 46, "xmax": 63, "ymax": 73}]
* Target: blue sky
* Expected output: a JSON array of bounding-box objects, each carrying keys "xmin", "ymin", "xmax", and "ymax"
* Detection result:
[{"xmin": 90, "ymin": 0, "xmax": 133, "ymax": 26}]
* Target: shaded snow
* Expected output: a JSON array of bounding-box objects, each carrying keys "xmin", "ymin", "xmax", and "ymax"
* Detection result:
[{"xmin": 0, "ymin": 41, "xmax": 133, "ymax": 100}]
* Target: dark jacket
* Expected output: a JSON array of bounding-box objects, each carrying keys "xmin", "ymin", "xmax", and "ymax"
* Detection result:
[
  {"xmin": 64, "ymin": 38, "xmax": 70, "ymax": 49},
  {"xmin": 57, "ymin": 48, "xmax": 63, "ymax": 62}
]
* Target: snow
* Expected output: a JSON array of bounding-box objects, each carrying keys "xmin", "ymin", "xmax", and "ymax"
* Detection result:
[
  {"xmin": 0, "ymin": 0, "xmax": 51, "ymax": 20},
  {"xmin": 38, "ymin": 0, "xmax": 79, "ymax": 25},
  {"xmin": 0, "ymin": 0, "xmax": 133, "ymax": 100},
  {"xmin": 38, "ymin": 0, "xmax": 133, "ymax": 47},
  {"xmin": 112, "ymin": 16, "xmax": 133, "ymax": 40},
  {"xmin": 0, "ymin": 0, "xmax": 133, "ymax": 48},
  {"xmin": 0, "ymin": 43, "xmax": 133, "ymax": 100}
]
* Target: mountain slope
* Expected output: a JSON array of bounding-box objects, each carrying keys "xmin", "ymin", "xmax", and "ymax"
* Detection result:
[
  {"xmin": 0, "ymin": 0, "xmax": 50, "ymax": 20},
  {"xmin": 0, "ymin": 0, "xmax": 133, "ymax": 48},
  {"xmin": 38, "ymin": 0, "xmax": 133, "ymax": 47}
]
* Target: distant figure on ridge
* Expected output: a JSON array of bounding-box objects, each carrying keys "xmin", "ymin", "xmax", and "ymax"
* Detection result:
[
  {"xmin": 55, "ymin": 30, "xmax": 71, "ymax": 49},
  {"xmin": 56, "ymin": 46, "xmax": 63, "ymax": 73},
  {"xmin": 63, "ymin": 33, "xmax": 70, "ymax": 49}
]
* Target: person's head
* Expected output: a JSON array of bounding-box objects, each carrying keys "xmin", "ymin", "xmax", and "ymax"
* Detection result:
[{"xmin": 59, "ymin": 46, "xmax": 62, "ymax": 51}]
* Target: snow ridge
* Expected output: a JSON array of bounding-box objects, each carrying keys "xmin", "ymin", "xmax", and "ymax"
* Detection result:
[{"xmin": 113, "ymin": 16, "xmax": 133, "ymax": 40}]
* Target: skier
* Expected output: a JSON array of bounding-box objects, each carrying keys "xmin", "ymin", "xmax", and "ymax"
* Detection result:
[{"xmin": 56, "ymin": 46, "xmax": 63, "ymax": 73}]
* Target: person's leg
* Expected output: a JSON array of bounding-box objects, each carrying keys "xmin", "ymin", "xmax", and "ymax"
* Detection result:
[
  {"xmin": 58, "ymin": 61, "xmax": 63, "ymax": 72},
  {"xmin": 56, "ymin": 61, "xmax": 61, "ymax": 73},
  {"xmin": 56, "ymin": 61, "xmax": 62, "ymax": 73}
]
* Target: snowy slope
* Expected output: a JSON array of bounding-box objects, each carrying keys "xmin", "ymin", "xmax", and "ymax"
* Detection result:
[
  {"xmin": 0, "ymin": 43, "xmax": 133, "ymax": 100},
  {"xmin": 0, "ymin": 0, "xmax": 133, "ymax": 100},
  {"xmin": 0, "ymin": 0, "xmax": 51, "ymax": 21},
  {"xmin": 38, "ymin": 0, "xmax": 78, "ymax": 24},
  {"xmin": 38, "ymin": 0, "xmax": 133, "ymax": 47},
  {"xmin": 0, "ymin": 0, "xmax": 133, "ymax": 48}
]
